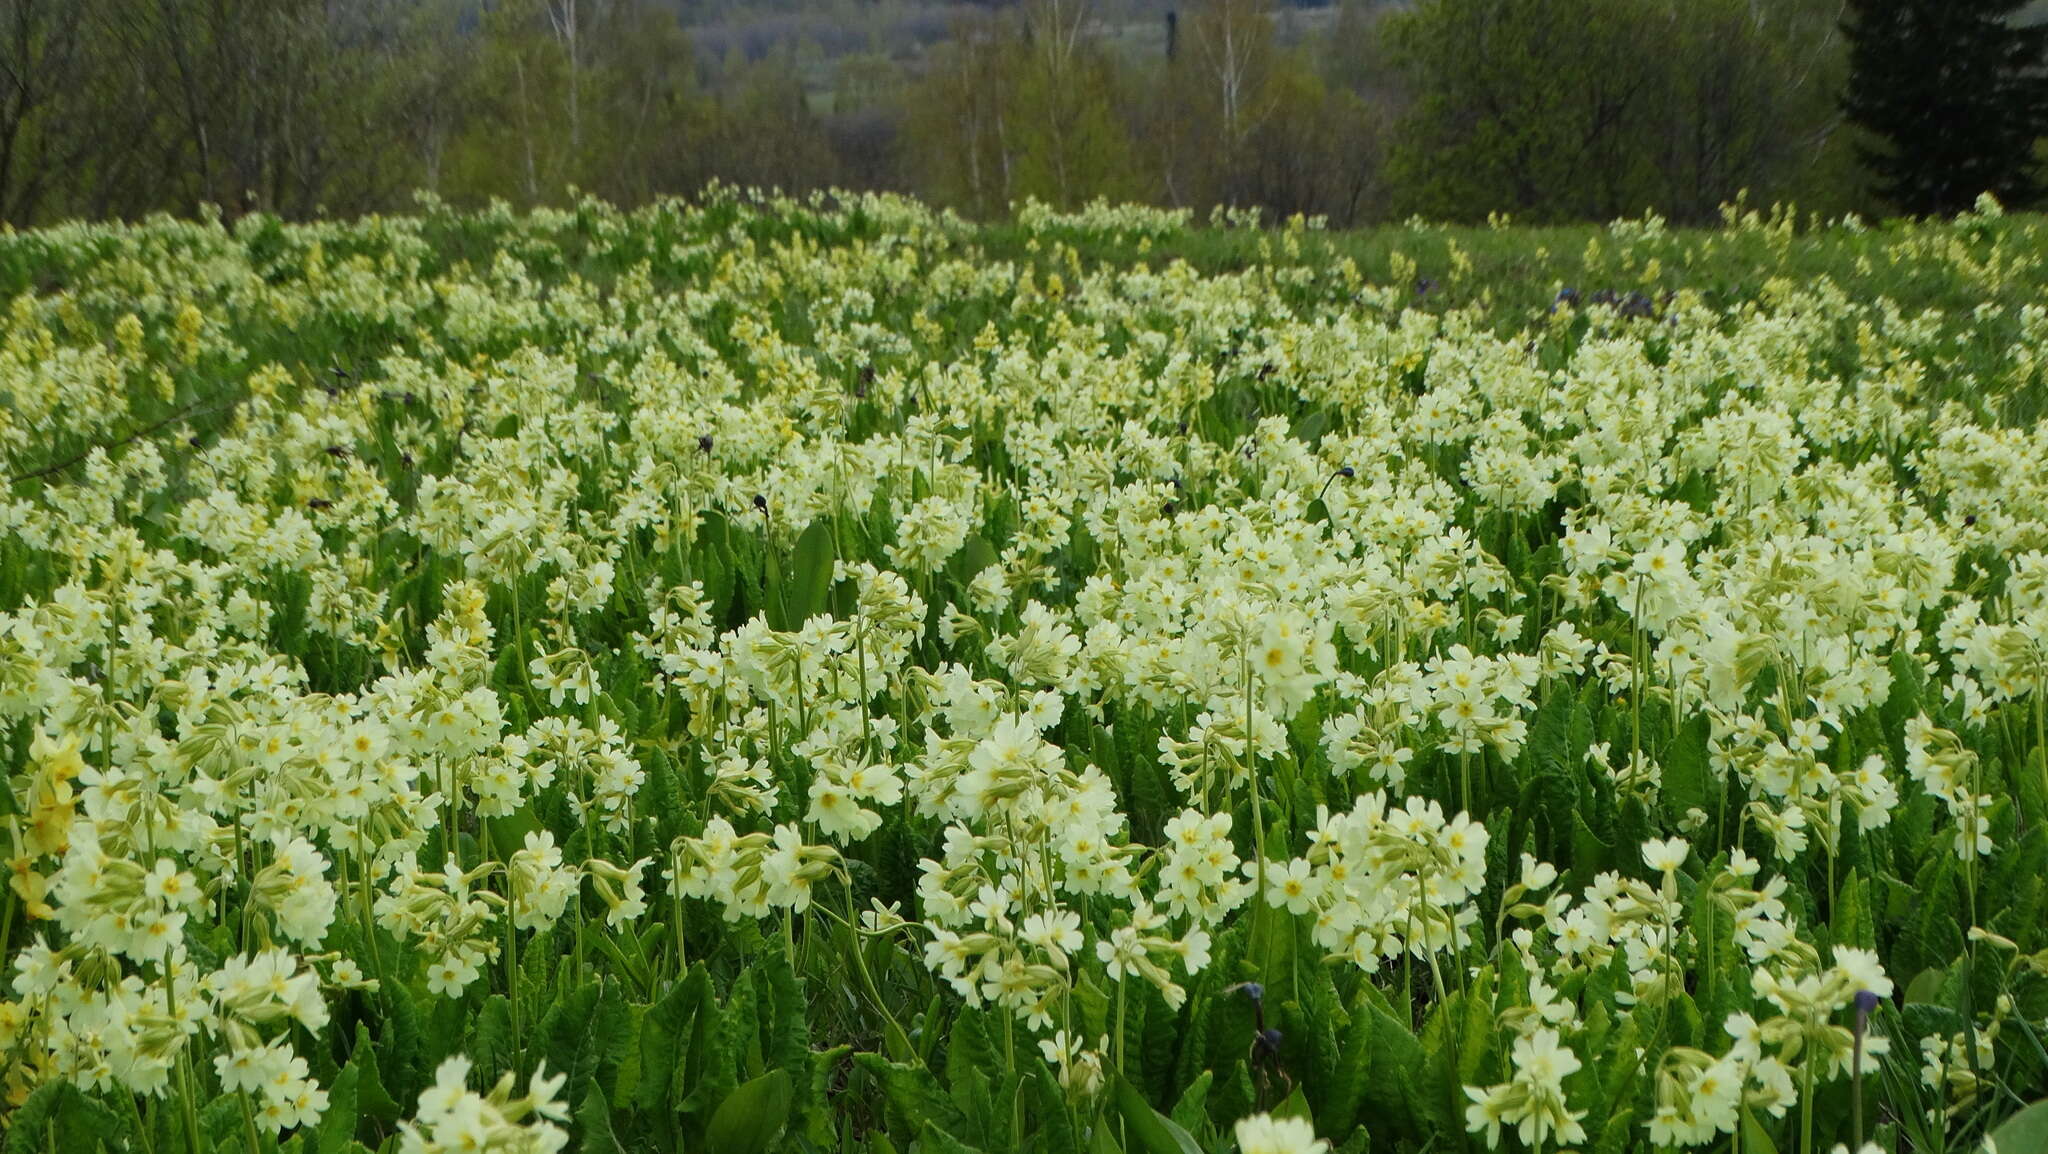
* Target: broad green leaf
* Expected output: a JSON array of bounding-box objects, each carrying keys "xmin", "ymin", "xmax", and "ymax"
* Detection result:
[
  {"xmin": 484, "ymin": 805, "xmax": 541, "ymax": 862},
  {"xmin": 952, "ymin": 1064, "xmax": 996, "ymax": 1148},
  {"xmin": 957, "ymin": 536, "xmax": 1000, "ymax": 583},
  {"xmin": 1586, "ymin": 1010, "xmax": 1643, "ymax": 1123},
  {"xmin": 582, "ymin": 922, "xmax": 652, "ymax": 994},
  {"xmin": 695, "ymin": 509, "xmax": 736, "ymax": 615},
  {"xmin": 1741, "ymin": 1109, "xmax": 1781, "ymax": 1154},
  {"xmin": 947, "ymin": 1007, "xmax": 1002, "ymax": 1097},
  {"xmin": 681, "ymin": 967, "xmax": 756, "ymax": 1115},
  {"xmin": 1271, "ymin": 1083, "xmax": 1313, "ymax": 1125},
  {"xmin": 1568, "ymin": 809, "xmax": 1613, "ymax": 892},
  {"xmin": 789, "ymin": 516, "xmax": 837, "ymax": 623},
  {"xmin": 1457, "ymin": 970, "xmax": 1498, "ymax": 1085},
  {"xmin": 1904, "ymin": 967, "xmax": 1946, "ymax": 1006},
  {"xmin": 1113, "ymin": 1072, "xmax": 1205, "ymax": 1154},
  {"xmin": 1523, "ymin": 689, "xmax": 1573, "ymax": 779},
  {"xmin": 707, "ymin": 1068, "xmax": 794, "ymax": 1154},
  {"xmin": 1990, "ymin": 1099, "xmax": 2048, "ymax": 1154},
  {"xmin": 1290, "ymin": 407, "xmax": 1330, "ymax": 444},
  {"xmin": 1075, "ymin": 973, "xmax": 1112, "ymax": 1048},
  {"xmin": 376, "ymin": 971, "xmax": 426, "ymax": 1092},
  {"xmin": 469, "ymin": 995, "xmax": 516, "ymax": 1077}
]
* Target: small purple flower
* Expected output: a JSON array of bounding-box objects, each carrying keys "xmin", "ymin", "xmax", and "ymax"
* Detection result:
[{"xmin": 1854, "ymin": 989, "xmax": 1881, "ymax": 1039}]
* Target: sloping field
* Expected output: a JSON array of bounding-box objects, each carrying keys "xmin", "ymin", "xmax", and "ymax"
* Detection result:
[{"xmin": 3, "ymin": 191, "xmax": 2048, "ymax": 1153}]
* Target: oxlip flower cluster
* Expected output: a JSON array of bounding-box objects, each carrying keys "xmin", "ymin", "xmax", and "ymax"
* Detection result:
[
  {"xmin": 0, "ymin": 192, "xmax": 2043, "ymax": 1154},
  {"xmin": 396, "ymin": 1055, "xmax": 569, "ymax": 1154}
]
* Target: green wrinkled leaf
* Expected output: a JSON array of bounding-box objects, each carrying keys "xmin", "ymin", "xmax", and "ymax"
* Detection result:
[
  {"xmin": 1661, "ymin": 714, "xmax": 1710, "ymax": 826},
  {"xmin": 538, "ymin": 979, "xmax": 631, "ymax": 1110},
  {"xmin": 682, "ymin": 967, "xmax": 755, "ymax": 1115},
  {"xmin": 1593, "ymin": 1107, "xmax": 1637, "ymax": 1154},
  {"xmin": 350, "ymin": 1022, "xmax": 402, "ymax": 1124},
  {"xmin": 638, "ymin": 965, "xmax": 713, "ymax": 1113},
  {"xmin": 317, "ymin": 1060, "xmax": 362, "ymax": 1154},
  {"xmin": 3, "ymin": 1080, "xmax": 123, "ymax": 1154},
  {"xmin": 578, "ymin": 1083, "xmax": 627, "ymax": 1154},
  {"xmin": 1833, "ymin": 870, "xmax": 1874, "ymax": 951},
  {"xmin": 1033, "ymin": 1062, "xmax": 1082, "ymax": 1154},
  {"xmin": 1169, "ymin": 1069, "xmax": 1212, "ymax": 1135},
  {"xmin": 855, "ymin": 1052, "xmax": 968, "ymax": 1138}
]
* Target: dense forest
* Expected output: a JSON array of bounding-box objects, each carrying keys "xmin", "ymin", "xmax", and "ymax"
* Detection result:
[{"xmin": 0, "ymin": 0, "xmax": 2040, "ymax": 227}]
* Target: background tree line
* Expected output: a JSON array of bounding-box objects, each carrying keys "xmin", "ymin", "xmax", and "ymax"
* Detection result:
[{"xmin": 0, "ymin": 0, "xmax": 2040, "ymax": 229}]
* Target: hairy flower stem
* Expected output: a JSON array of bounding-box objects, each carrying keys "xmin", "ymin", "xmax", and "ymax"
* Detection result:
[
  {"xmin": 825, "ymin": 897, "xmax": 913, "ymax": 1060},
  {"xmin": 507, "ymin": 863, "xmax": 521, "ymax": 1047},
  {"xmin": 1630, "ymin": 576, "xmax": 1645, "ymax": 777},
  {"xmin": 1243, "ymin": 646, "xmax": 1267, "ymax": 906},
  {"xmin": 239, "ymin": 1089, "xmax": 263, "ymax": 1154},
  {"xmin": 1114, "ymin": 973, "xmax": 1128, "ymax": 1077},
  {"xmin": 2035, "ymin": 684, "xmax": 2046, "ymax": 827},
  {"xmin": 1459, "ymin": 749, "xmax": 1472, "ymax": 818},
  {"xmin": 1799, "ymin": 1056, "xmax": 1816, "ymax": 1154}
]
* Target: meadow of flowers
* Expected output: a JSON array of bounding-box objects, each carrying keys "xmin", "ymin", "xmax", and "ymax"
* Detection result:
[{"xmin": 2, "ymin": 189, "xmax": 2048, "ymax": 1154}]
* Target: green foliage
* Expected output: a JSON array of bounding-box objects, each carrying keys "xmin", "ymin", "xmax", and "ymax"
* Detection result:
[
  {"xmin": 3, "ymin": 1081, "xmax": 124, "ymax": 1154},
  {"xmin": 1384, "ymin": 0, "xmax": 1852, "ymax": 222},
  {"xmin": 0, "ymin": 0, "xmax": 1931, "ymax": 229}
]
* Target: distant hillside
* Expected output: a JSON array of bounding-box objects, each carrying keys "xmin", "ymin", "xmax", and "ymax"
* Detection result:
[{"xmin": 677, "ymin": 0, "xmax": 1398, "ymax": 70}]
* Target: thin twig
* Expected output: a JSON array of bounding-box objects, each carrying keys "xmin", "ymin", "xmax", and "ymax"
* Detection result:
[{"xmin": 5, "ymin": 392, "xmax": 238, "ymax": 485}]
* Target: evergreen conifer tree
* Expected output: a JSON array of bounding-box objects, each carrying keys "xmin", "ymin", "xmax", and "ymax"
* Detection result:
[{"xmin": 1843, "ymin": 0, "xmax": 2048, "ymax": 215}]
